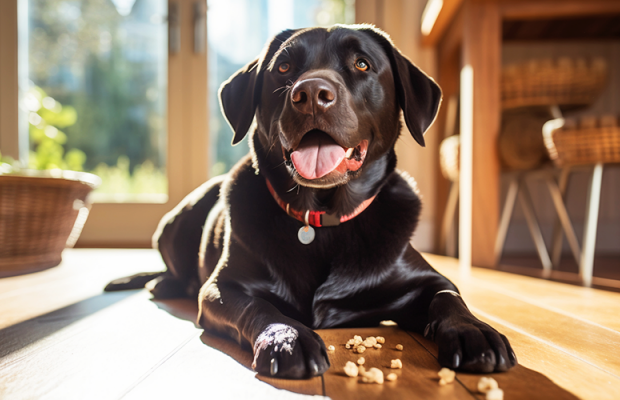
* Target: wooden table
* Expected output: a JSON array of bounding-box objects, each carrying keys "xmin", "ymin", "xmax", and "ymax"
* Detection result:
[
  {"xmin": 1, "ymin": 249, "xmax": 619, "ymax": 399},
  {"xmin": 424, "ymin": 0, "xmax": 620, "ymax": 267}
]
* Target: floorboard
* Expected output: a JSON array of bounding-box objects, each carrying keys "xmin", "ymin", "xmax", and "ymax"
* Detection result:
[{"xmin": 1, "ymin": 249, "xmax": 619, "ymax": 400}]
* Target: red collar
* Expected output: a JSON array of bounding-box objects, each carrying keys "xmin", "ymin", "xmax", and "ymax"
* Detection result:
[{"xmin": 265, "ymin": 179, "xmax": 376, "ymax": 227}]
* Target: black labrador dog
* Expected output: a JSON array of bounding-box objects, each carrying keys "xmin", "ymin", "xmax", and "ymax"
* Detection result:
[{"xmin": 106, "ymin": 24, "xmax": 516, "ymax": 379}]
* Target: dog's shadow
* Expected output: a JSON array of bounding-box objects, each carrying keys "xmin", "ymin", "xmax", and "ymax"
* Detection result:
[
  {"xmin": 151, "ymin": 297, "xmax": 323, "ymax": 395},
  {"xmin": 151, "ymin": 298, "xmax": 253, "ymax": 366}
]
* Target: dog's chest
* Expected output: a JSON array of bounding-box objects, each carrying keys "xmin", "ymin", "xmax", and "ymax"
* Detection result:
[{"xmin": 224, "ymin": 164, "xmax": 421, "ymax": 321}]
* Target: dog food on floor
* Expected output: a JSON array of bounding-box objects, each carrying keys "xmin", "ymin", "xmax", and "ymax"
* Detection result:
[
  {"xmin": 343, "ymin": 361, "xmax": 359, "ymax": 377},
  {"xmin": 386, "ymin": 372, "xmax": 398, "ymax": 381},
  {"xmin": 438, "ymin": 368, "xmax": 455, "ymax": 385},
  {"xmin": 478, "ymin": 377, "xmax": 499, "ymax": 393},
  {"xmin": 486, "ymin": 388, "xmax": 504, "ymax": 400},
  {"xmin": 360, "ymin": 368, "xmax": 384, "ymax": 384}
]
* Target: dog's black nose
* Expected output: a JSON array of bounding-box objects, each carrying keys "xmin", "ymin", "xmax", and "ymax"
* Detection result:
[{"xmin": 291, "ymin": 78, "xmax": 336, "ymax": 115}]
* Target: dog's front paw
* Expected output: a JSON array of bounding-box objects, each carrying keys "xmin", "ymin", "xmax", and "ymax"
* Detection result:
[
  {"xmin": 251, "ymin": 323, "xmax": 330, "ymax": 379},
  {"xmin": 427, "ymin": 295, "xmax": 517, "ymax": 373}
]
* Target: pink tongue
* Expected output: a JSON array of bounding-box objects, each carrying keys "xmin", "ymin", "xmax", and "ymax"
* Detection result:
[{"xmin": 291, "ymin": 132, "xmax": 345, "ymax": 180}]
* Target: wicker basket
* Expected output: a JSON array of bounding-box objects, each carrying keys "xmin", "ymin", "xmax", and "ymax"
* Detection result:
[
  {"xmin": 543, "ymin": 115, "xmax": 620, "ymax": 167},
  {"xmin": 440, "ymin": 135, "xmax": 460, "ymax": 182},
  {"xmin": 499, "ymin": 108, "xmax": 552, "ymax": 170},
  {"xmin": 502, "ymin": 57, "xmax": 608, "ymax": 110},
  {"xmin": 0, "ymin": 170, "xmax": 100, "ymax": 276}
]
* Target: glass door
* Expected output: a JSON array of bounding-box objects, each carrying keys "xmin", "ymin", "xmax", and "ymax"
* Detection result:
[
  {"xmin": 18, "ymin": 0, "xmax": 209, "ymax": 246},
  {"xmin": 25, "ymin": 0, "xmax": 169, "ymax": 203}
]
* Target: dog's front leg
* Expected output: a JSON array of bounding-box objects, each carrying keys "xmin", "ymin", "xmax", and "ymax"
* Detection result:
[
  {"xmin": 395, "ymin": 247, "xmax": 517, "ymax": 373},
  {"xmin": 425, "ymin": 288, "xmax": 518, "ymax": 373},
  {"xmin": 198, "ymin": 281, "xmax": 330, "ymax": 379}
]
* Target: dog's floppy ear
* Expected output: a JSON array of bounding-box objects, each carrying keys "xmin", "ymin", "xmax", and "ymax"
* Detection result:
[
  {"xmin": 359, "ymin": 26, "xmax": 442, "ymax": 147},
  {"xmin": 219, "ymin": 29, "xmax": 300, "ymax": 145}
]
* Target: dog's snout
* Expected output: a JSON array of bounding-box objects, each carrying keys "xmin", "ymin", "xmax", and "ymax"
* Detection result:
[{"xmin": 291, "ymin": 78, "xmax": 336, "ymax": 115}]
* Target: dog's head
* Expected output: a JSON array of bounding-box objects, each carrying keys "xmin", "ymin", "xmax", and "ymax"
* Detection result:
[{"xmin": 220, "ymin": 25, "xmax": 441, "ymax": 190}]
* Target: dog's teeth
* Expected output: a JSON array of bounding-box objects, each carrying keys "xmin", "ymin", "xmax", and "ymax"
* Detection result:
[{"xmin": 345, "ymin": 147, "xmax": 354, "ymax": 158}]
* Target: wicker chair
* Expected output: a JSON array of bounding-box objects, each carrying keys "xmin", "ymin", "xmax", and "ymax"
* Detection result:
[
  {"xmin": 492, "ymin": 57, "xmax": 610, "ymax": 282},
  {"xmin": 540, "ymin": 115, "xmax": 620, "ymax": 287},
  {"xmin": 440, "ymin": 57, "xmax": 611, "ymax": 285}
]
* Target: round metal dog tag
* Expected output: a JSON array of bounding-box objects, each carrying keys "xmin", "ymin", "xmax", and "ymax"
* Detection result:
[{"xmin": 298, "ymin": 225, "xmax": 315, "ymax": 244}]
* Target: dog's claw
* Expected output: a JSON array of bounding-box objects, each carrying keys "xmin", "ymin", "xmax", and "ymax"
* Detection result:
[
  {"xmin": 270, "ymin": 358, "xmax": 278, "ymax": 376},
  {"xmin": 309, "ymin": 359, "xmax": 319, "ymax": 375},
  {"xmin": 424, "ymin": 323, "xmax": 431, "ymax": 338},
  {"xmin": 453, "ymin": 353, "xmax": 460, "ymax": 369}
]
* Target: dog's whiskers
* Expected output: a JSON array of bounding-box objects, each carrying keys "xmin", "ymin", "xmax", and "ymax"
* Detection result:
[
  {"xmin": 273, "ymin": 81, "xmax": 294, "ymax": 98},
  {"xmin": 287, "ymin": 184, "xmax": 299, "ymax": 193},
  {"xmin": 267, "ymin": 140, "xmax": 278, "ymax": 154},
  {"xmin": 272, "ymin": 160, "xmax": 287, "ymax": 170}
]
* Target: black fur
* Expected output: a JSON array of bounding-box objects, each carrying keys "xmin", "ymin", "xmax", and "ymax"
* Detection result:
[{"xmin": 106, "ymin": 25, "xmax": 516, "ymax": 379}]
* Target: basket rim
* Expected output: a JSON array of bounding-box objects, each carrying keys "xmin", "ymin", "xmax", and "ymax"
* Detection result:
[{"xmin": 0, "ymin": 169, "xmax": 101, "ymax": 189}]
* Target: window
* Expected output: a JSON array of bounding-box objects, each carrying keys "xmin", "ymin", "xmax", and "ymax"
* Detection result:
[{"xmin": 25, "ymin": 0, "xmax": 169, "ymax": 203}]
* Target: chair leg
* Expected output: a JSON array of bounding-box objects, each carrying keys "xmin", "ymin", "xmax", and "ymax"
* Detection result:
[
  {"xmin": 494, "ymin": 175, "xmax": 520, "ymax": 266},
  {"xmin": 440, "ymin": 179, "xmax": 459, "ymax": 257},
  {"xmin": 547, "ymin": 175, "xmax": 581, "ymax": 266},
  {"xmin": 580, "ymin": 163, "xmax": 604, "ymax": 287},
  {"xmin": 447, "ymin": 179, "xmax": 459, "ymax": 257},
  {"xmin": 550, "ymin": 167, "xmax": 571, "ymax": 267},
  {"xmin": 519, "ymin": 179, "xmax": 553, "ymax": 275}
]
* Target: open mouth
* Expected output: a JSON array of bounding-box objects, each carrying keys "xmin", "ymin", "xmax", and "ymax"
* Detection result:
[{"xmin": 283, "ymin": 130, "xmax": 368, "ymax": 183}]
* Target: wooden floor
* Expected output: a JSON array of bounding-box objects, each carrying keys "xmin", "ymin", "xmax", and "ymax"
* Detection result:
[{"xmin": 1, "ymin": 249, "xmax": 619, "ymax": 400}]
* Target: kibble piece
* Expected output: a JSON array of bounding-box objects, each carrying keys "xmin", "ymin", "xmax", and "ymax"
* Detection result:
[
  {"xmin": 390, "ymin": 359, "xmax": 403, "ymax": 369},
  {"xmin": 486, "ymin": 388, "xmax": 504, "ymax": 400},
  {"xmin": 355, "ymin": 345, "xmax": 366, "ymax": 354},
  {"xmin": 438, "ymin": 368, "xmax": 456, "ymax": 385},
  {"xmin": 327, "ymin": 345, "xmax": 335, "ymax": 351},
  {"xmin": 362, "ymin": 337, "xmax": 377, "ymax": 347},
  {"xmin": 346, "ymin": 339, "xmax": 355, "ymax": 346},
  {"xmin": 345, "ymin": 344, "xmax": 351, "ymax": 349},
  {"xmin": 361, "ymin": 367, "xmax": 384, "ymax": 384},
  {"xmin": 477, "ymin": 377, "xmax": 499, "ymax": 393},
  {"xmin": 375, "ymin": 336, "xmax": 385, "ymax": 344},
  {"xmin": 374, "ymin": 343, "xmax": 382, "ymax": 349},
  {"xmin": 395, "ymin": 344, "xmax": 404, "ymax": 351},
  {"xmin": 357, "ymin": 357, "xmax": 365, "ymax": 365},
  {"xmin": 358, "ymin": 365, "xmax": 366, "ymax": 374},
  {"xmin": 386, "ymin": 373, "xmax": 398, "ymax": 382},
  {"xmin": 343, "ymin": 361, "xmax": 359, "ymax": 377},
  {"xmin": 353, "ymin": 335, "xmax": 363, "ymax": 345}
]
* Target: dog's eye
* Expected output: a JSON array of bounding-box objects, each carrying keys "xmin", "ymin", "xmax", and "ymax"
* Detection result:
[
  {"xmin": 278, "ymin": 63, "xmax": 290, "ymax": 73},
  {"xmin": 355, "ymin": 59, "xmax": 369, "ymax": 72}
]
